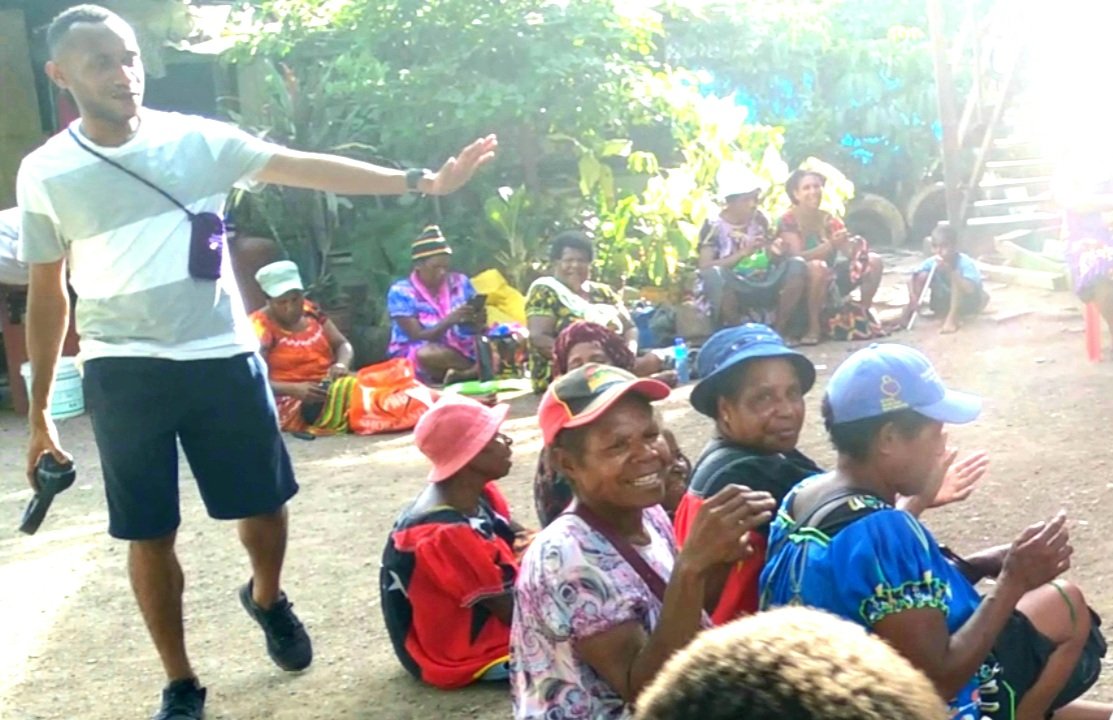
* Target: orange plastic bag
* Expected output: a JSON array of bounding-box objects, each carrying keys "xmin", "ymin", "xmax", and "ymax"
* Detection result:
[{"xmin": 348, "ymin": 358, "xmax": 436, "ymax": 435}]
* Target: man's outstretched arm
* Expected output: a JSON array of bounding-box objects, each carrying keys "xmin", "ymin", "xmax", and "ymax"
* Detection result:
[{"xmin": 255, "ymin": 134, "xmax": 498, "ymax": 196}]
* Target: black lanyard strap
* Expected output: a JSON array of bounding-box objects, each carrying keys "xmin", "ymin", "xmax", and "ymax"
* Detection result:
[{"xmin": 68, "ymin": 127, "xmax": 195, "ymax": 218}]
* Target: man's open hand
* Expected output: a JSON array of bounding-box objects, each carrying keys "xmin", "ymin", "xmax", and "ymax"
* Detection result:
[{"xmin": 423, "ymin": 135, "xmax": 499, "ymax": 196}]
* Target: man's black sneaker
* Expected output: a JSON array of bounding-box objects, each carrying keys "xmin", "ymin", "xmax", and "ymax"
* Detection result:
[
  {"xmin": 152, "ymin": 678, "xmax": 205, "ymax": 720},
  {"xmin": 239, "ymin": 580, "xmax": 313, "ymax": 671}
]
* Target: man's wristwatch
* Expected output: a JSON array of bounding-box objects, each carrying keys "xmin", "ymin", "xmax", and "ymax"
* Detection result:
[{"xmin": 405, "ymin": 167, "xmax": 433, "ymax": 194}]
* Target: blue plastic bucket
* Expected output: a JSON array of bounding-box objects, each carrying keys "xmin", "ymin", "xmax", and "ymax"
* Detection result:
[{"xmin": 20, "ymin": 357, "xmax": 85, "ymax": 420}]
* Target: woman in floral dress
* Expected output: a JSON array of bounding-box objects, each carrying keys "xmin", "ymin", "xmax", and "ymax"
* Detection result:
[{"xmin": 510, "ymin": 364, "xmax": 775, "ymax": 719}]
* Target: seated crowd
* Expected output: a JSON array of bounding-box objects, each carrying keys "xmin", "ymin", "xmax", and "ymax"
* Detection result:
[
  {"xmin": 376, "ymin": 331, "xmax": 1109, "ymax": 718},
  {"xmin": 249, "ymin": 161, "xmax": 991, "ymax": 439},
  {"xmin": 363, "ymin": 164, "xmax": 1101, "ymax": 716},
  {"xmin": 238, "ymin": 157, "xmax": 1097, "ymax": 718}
]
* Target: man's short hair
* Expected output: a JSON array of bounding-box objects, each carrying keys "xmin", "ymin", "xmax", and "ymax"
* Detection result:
[
  {"xmin": 46, "ymin": 4, "xmax": 123, "ymax": 56},
  {"xmin": 932, "ymin": 221, "xmax": 958, "ymax": 247},
  {"xmin": 635, "ymin": 607, "xmax": 948, "ymax": 720}
]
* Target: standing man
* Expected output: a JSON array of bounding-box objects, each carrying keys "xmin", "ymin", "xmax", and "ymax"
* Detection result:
[{"xmin": 18, "ymin": 5, "xmax": 496, "ymax": 719}]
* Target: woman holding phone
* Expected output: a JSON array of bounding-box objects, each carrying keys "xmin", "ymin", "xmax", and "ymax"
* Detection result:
[
  {"xmin": 696, "ymin": 166, "xmax": 807, "ymax": 335},
  {"xmin": 388, "ymin": 226, "xmax": 486, "ymax": 384}
]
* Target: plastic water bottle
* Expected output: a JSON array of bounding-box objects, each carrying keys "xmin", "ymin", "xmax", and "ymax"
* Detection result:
[{"xmin": 674, "ymin": 338, "xmax": 691, "ymax": 384}]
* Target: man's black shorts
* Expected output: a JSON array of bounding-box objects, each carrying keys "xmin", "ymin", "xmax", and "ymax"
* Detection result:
[{"xmin": 83, "ymin": 352, "xmax": 298, "ymax": 540}]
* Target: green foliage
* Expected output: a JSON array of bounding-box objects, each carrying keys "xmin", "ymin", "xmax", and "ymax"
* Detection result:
[
  {"xmin": 227, "ymin": 0, "xmax": 687, "ymax": 312},
  {"xmin": 224, "ymin": 0, "xmax": 962, "ymax": 310},
  {"xmin": 663, "ymin": 0, "xmax": 978, "ymax": 196}
]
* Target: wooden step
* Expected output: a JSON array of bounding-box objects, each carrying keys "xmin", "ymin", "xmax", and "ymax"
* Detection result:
[
  {"xmin": 967, "ymin": 211, "xmax": 1059, "ymax": 227},
  {"xmin": 992, "ymin": 136, "xmax": 1040, "ymax": 150},
  {"xmin": 972, "ymin": 193, "xmax": 1053, "ymax": 211},
  {"xmin": 979, "ymin": 176, "xmax": 1052, "ymax": 189},
  {"xmin": 983, "ymin": 159, "xmax": 1053, "ymax": 177}
]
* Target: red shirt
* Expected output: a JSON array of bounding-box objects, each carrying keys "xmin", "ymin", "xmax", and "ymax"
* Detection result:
[
  {"xmin": 380, "ymin": 484, "xmax": 517, "ymax": 688},
  {"xmin": 674, "ymin": 439, "xmax": 822, "ymax": 624}
]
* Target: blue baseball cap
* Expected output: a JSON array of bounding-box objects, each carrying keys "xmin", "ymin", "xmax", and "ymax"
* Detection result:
[
  {"xmin": 825, "ymin": 343, "xmax": 981, "ymax": 425},
  {"xmin": 690, "ymin": 324, "xmax": 816, "ymax": 418}
]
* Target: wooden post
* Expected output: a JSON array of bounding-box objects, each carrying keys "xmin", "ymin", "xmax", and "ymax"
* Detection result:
[
  {"xmin": 0, "ymin": 8, "xmax": 44, "ymax": 207},
  {"xmin": 927, "ymin": 0, "xmax": 965, "ymax": 242}
]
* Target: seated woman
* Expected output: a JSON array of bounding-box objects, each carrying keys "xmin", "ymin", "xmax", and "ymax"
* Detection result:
[
  {"xmin": 777, "ymin": 168, "xmax": 885, "ymax": 345},
  {"xmin": 697, "ymin": 167, "xmax": 806, "ymax": 334},
  {"xmin": 901, "ymin": 222, "xmax": 989, "ymax": 334},
  {"xmin": 388, "ymin": 225, "xmax": 483, "ymax": 385},
  {"xmin": 532, "ymin": 320, "xmax": 686, "ymax": 527},
  {"xmin": 525, "ymin": 230, "xmax": 659, "ymax": 393},
  {"xmin": 674, "ymin": 324, "xmax": 986, "ymax": 624},
  {"xmin": 251, "ymin": 260, "xmax": 356, "ymax": 434},
  {"xmin": 761, "ymin": 344, "xmax": 1109, "ymax": 720},
  {"xmin": 380, "ymin": 394, "xmax": 526, "ymax": 689},
  {"xmin": 511, "ymin": 364, "xmax": 777, "ymax": 719}
]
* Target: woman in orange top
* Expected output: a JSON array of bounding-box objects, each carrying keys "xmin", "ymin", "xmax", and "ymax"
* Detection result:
[{"xmin": 251, "ymin": 260, "xmax": 356, "ymax": 434}]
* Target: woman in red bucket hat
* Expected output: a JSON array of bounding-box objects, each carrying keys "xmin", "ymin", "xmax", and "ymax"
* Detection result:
[{"xmin": 379, "ymin": 393, "xmax": 530, "ymax": 689}]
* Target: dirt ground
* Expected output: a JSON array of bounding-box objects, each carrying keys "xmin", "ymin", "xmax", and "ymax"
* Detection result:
[{"xmin": 2, "ymin": 272, "xmax": 1113, "ymax": 719}]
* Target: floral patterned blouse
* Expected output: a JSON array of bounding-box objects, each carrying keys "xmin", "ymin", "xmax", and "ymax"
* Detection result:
[
  {"xmin": 524, "ymin": 279, "xmax": 627, "ymax": 394},
  {"xmin": 510, "ymin": 505, "xmax": 676, "ymax": 720}
]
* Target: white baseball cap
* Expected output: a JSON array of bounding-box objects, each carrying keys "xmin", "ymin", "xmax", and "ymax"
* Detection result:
[
  {"xmin": 255, "ymin": 260, "xmax": 304, "ymax": 298},
  {"xmin": 717, "ymin": 165, "xmax": 766, "ymax": 200}
]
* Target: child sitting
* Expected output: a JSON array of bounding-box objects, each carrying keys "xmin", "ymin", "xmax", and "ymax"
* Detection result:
[{"xmin": 902, "ymin": 222, "xmax": 989, "ymax": 334}]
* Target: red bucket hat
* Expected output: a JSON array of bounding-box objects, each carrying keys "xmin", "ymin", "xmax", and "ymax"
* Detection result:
[
  {"xmin": 414, "ymin": 393, "xmax": 510, "ymax": 483},
  {"xmin": 537, "ymin": 363, "xmax": 671, "ymax": 446}
]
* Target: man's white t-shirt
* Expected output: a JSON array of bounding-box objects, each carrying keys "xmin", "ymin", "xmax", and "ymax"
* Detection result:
[{"xmin": 17, "ymin": 110, "xmax": 280, "ymax": 360}]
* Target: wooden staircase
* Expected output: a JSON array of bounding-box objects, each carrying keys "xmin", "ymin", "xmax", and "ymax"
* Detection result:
[{"xmin": 930, "ymin": 0, "xmax": 1061, "ymax": 255}]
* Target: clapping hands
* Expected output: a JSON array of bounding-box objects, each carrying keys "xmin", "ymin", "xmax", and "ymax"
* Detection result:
[{"xmin": 932, "ymin": 450, "xmax": 990, "ymax": 508}]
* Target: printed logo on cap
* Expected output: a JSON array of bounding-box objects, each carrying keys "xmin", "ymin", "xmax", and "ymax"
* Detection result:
[
  {"xmin": 879, "ymin": 375, "xmax": 908, "ymax": 413},
  {"xmin": 582, "ymin": 364, "xmax": 628, "ymax": 394}
]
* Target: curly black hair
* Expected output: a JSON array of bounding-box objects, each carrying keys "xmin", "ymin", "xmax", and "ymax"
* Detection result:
[
  {"xmin": 785, "ymin": 168, "xmax": 827, "ymax": 205},
  {"xmin": 549, "ymin": 230, "xmax": 594, "ymax": 263},
  {"xmin": 636, "ymin": 607, "xmax": 947, "ymax": 720}
]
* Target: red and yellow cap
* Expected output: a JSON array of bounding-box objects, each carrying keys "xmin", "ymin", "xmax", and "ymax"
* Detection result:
[{"xmin": 537, "ymin": 363, "xmax": 671, "ymax": 446}]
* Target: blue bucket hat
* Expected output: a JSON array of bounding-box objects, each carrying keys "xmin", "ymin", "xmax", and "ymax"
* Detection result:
[
  {"xmin": 689, "ymin": 324, "xmax": 816, "ymax": 418},
  {"xmin": 825, "ymin": 343, "xmax": 981, "ymax": 425}
]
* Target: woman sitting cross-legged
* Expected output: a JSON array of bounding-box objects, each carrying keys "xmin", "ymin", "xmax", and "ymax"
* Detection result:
[
  {"xmin": 380, "ymin": 394, "xmax": 529, "ymax": 689},
  {"xmin": 673, "ymin": 324, "xmax": 987, "ymax": 624},
  {"xmin": 388, "ymin": 225, "xmax": 484, "ymax": 385},
  {"xmin": 696, "ymin": 166, "xmax": 806, "ymax": 334},
  {"xmin": 251, "ymin": 260, "xmax": 357, "ymax": 434},
  {"xmin": 525, "ymin": 230, "xmax": 661, "ymax": 393},
  {"xmin": 532, "ymin": 320, "xmax": 685, "ymax": 528},
  {"xmin": 777, "ymin": 168, "xmax": 885, "ymax": 345},
  {"xmin": 761, "ymin": 344, "xmax": 1110, "ymax": 720},
  {"xmin": 511, "ymin": 364, "xmax": 776, "ymax": 719}
]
